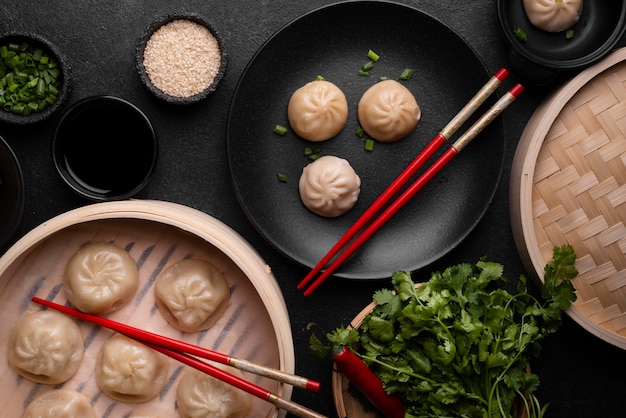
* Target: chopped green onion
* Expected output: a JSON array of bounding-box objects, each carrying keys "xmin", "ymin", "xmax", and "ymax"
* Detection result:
[
  {"xmin": 31, "ymin": 48, "xmax": 43, "ymax": 61},
  {"xmin": 513, "ymin": 26, "xmax": 528, "ymax": 42},
  {"xmin": 273, "ymin": 124, "xmax": 288, "ymax": 136},
  {"xmin": 314, "ymin": 74, "xmax": 326, "ymax": 81},
  {"xmin": 356, "ymin": 126, "xmax": 364, "ymax": 138},
  {"xmin": 277, "ymin": 173, "xmax": 287, "ymax": 183},
  {"xmin": 304, "ymin": 145, "xmax": 322, "ymax": 160},
  {"xmin": 367, "ymin": 49, "xmax": 380, "ymax": 62},
  {"xmin": 364, "ymin": 138, "xmax": 375, "ymax": 152},
  {"xmin": 378, "ymin": 76, "xmax": 389, "ymax": 82},
  {"xmin": 565, "ymin": 29, "xmax": 574, "ymax": 39},
  {"xmin": 399, "ymin": 68, "xmax": 414, "ymax": 80},
  {"xmin": 361, "ymin": 61, "xmax": 375, "ymax": 72},
  {"xmin": 358, "ymin": 69, "xmax": 370, "ymax": 77}
]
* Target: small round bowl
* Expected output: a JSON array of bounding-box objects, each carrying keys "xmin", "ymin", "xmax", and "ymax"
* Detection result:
[
  {"xmin": 0, "ymin": 135, "xmax": 24, "ymax": 249},
  {"xmin": 52, "ymin": 96, "xmax": 157, "ymax": 201},
  {"xmin": 0, "ymin": 33, "xmax": 71, "ymax": 124},
  {"xmin": 136, "ymin": 13, "xmax": 227, "ymax": 105},
  {"xmin": 496, "ymin": 1, "xmax": 626, "ymax": 85}
]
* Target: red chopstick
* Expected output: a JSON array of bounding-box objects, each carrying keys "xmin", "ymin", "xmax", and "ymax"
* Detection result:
[
  {"xmin": 142, "ymin": 342, "xmax": 326, "ymax": 418},
  {"xmin": 32, "ymin": 297, "xmax": 319, "ymax": 392},
  {"xmin": 297, "ymin": 68, "xmax": 509, "ymax": 294},
  {"xmin": 299, "ymin": 82, "xmax": 524, "ymax": 296},
  {"xmin": 32, "ymin": 297, "xmax": 326, "ymax": 418},
  {"xmin": 32, "ymin": 297, "xmax": 322, "ymax": 394}
]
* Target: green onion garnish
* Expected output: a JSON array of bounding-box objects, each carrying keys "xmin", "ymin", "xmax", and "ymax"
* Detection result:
[
  {"xmin": 358, "ymin": 69, "xmax": 370, "ymax": 77},
  {"xmin": 361, "ymin": 61, "xmax": 375, "ymax": 72},
  {"xmin": 364, "ymin": 138, "xmax": 375, "ymax": 152},
  {"xmin": 367, "ymin": 49, "xmax": 380, "ymax": 62},
  {"xmin": 565, "ymin": 29, "xmax": 574, "ymax": 39},
  {"xmin": 378, "ymin": 76, "xmax": 389, "ymax": 82},
  {"xmin": 273, "ymin": 124, "xmax": 288, "ymax": 136},
  {"xmin": 399, "ymin": 68, "xmax": 414, "ymax": 80},
  {"xmin": 356, "ymin": 126, "xmax": 364, "ymax": 138},
  {"xmin": 314, "ymin": 74, "xmax": 326, "ymax": 81},
  {"xmin": 277, "ymin": 173, "xmax": 287, "ymax": 183},
  {"xmin": 304, "ymin": 146, "xmax": 322, "ymax": 160},
  {"xmin": 513, "ymin": 26, "xmax": 528, "ymax": 42}
]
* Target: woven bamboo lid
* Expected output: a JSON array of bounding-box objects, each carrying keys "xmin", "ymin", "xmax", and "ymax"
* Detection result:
[{"xmin": 511, "ymin": 47, "xmax": 626, "ymax": 349}]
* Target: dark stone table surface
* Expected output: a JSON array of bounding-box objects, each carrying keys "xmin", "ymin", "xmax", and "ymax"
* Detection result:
[{"xmin": 1, "ymin": 1, "xmax": 625, "ymax": 416}]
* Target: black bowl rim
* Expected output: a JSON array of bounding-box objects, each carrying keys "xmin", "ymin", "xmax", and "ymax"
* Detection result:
[
  {"xmin": 496, "ymin": 0, "xmax": 626, "ymax": 70},
  {"xmin": 0, "ymin": 134, "xmax": 24, "ymax": 249},
  {"xmin": 0, "ymin": 32, "xmax": 71, "ymax": 125},
  {"xmin": 52, "ymin": 95, "xmax": 158, "ymax": 201},
  {"xmin": 135, "ymin": 12, "xmax": 228, "ymax": 105}
]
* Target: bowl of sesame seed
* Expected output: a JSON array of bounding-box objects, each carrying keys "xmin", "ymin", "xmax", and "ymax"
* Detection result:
[{"xmin": 136, "ymin": 13, "xmax": 227, "ymax": 105}]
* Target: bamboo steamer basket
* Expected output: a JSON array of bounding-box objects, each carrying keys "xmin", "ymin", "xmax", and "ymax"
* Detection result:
[
  {"xmin": 0, "ymin": 200, "xmax": 294, "ymax": 417},
  {"xmin": 510, "ymin": 47, "xmax": 626, "ymax": 349}
]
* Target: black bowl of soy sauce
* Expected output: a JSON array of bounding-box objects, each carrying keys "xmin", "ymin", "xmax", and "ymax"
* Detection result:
[{"xmin": 52, "ymin": 96, "xmax": 157, "ymax": 201}]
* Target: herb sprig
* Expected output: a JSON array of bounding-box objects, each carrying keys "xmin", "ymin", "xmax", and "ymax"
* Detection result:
[{"xmin": 311, "ymin": 245, "xmax": 577, "ymax": 417}]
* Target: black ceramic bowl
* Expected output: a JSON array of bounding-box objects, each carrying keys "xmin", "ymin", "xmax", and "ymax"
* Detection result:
[
  {"xmin": 136, "ymin": 13, "xmax": 227, "ymax": 105},
  {"xmin": 0, "ymin": 33, "xmax": 71, "ymax": 124},
  {"xmin": 497, "ymin": 1, "xmax": 626, "ymax": 85},
  {"xmin": 0, "ymin": 135, "xmax": 24, "ymax": 249},
  {"xmin": 52, "ymin": 96, "xmax": 157, "ymax": 201}
]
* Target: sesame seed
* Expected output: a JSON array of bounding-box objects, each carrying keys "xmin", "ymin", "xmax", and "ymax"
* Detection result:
[{"xmin": 143, "ymin": 19, "xmax": 222, "ymax": 98}]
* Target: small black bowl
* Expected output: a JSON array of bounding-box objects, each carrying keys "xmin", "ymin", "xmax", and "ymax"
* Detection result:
[
  {"xmin": 52, "ymin": 96, "xmax": 157, "ymax": 201},
  {"xmin": 497, "ymin": 1, "xmax": 626, "ymax": 85},
  {"xmin": 0, "ymin": 32, "xmax": 71, "ymax": 124},
  {"xmin": 136, "ymin": 12, "xmax": 227, "ymax": 105},
  {"xmin": 0, "ymin": 135, "xmax": 24, "ymax": 249}
]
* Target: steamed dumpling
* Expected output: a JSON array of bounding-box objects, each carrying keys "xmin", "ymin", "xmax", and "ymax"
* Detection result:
[
  {"xmin": 299, "ymin": 155, "xmax": 361, "ymax": 217},
  {"xmin": 522, "ymin": 0, "xmax": 583, "ymax": 33},
  {"xmin": 287, "ymin": 80, "xmax": 349, "ymax": 142},
  {"xmin": 64, "ymin": 241, "xmax": 139, "ymax": 314},
  {"xmin": 7, "ymin": 310, "xmax": 84, "ymax": 384},
  {"xmin": 155, "ymin": 259, "xmax": 230, "ymax": 332},
  {"xmin": 95, "ymin": 334, "xmax": 169, "ymax": 403},
  {"xmin": 176, "ymin": 367, "xmax": 252, "ymax": 418},
  {"xmin": 23, "ymin": 389, "xmax": 97, "ymax": 418},
  {"xmin": 358, "ymin": 79, "xmax": 421, "ymax": 142}
]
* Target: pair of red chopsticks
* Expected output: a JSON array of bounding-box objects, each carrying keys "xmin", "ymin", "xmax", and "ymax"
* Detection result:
[
  {"xmin": 298, "ymin": 68, "xmax": 524, "ymax": 296},
  {"xmin": 32, "ymin": 297, "xmax": 327, "ymax": 418}
]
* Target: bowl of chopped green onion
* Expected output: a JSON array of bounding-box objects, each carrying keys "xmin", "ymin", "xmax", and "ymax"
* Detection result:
[
  {"xmin": 0, "ymin": 33, "xmax": 70, "ymax": 124},
  {"xmin": 136, "ymin": 13, "xmax": 227, "ymax": 105}
]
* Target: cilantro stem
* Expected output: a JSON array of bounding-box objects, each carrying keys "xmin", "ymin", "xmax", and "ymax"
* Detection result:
[{"xmin": 359, "ymin": 353, "xmax": 439, "ymax": 385}]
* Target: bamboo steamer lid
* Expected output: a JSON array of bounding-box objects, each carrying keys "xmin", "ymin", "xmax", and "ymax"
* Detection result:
[
  {"xmin": 510, "ymin": 47, "xmax": 626, "ymax": 349},
  {"xmin": 0, "ymin": 200, "xmax": 293, "ymax": 417}
]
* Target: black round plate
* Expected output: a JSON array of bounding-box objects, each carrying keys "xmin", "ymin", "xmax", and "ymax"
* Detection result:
[{"xmin": 226, "ymin": 0, "xmax": 505, "ymax": 280}]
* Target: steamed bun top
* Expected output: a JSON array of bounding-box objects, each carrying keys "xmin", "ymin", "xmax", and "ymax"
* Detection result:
[
  {"xmin": 287, "ymin": 80, "xmax": 349, "ymax": 142},
  {"xmin": 358, "ymin": 79, "xmax": 421, "ymax": 143},
  {"xmin": 522, "ymin": 0, "xmax": 583, "ymax": 33},
  {"xmin": 299, "ymin": 155, "xmax": 361, "ymax": 218}
]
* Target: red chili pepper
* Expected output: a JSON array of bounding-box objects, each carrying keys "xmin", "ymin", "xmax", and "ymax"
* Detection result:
[{"xmin": 333, "ymin": 346, "xmax": 405, "ymax": 418}]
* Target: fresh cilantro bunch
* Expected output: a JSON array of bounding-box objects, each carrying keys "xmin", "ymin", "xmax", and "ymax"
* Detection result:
[{"xmin": 317, "ymin": 245, "xmax": 577, "ymax": 418}]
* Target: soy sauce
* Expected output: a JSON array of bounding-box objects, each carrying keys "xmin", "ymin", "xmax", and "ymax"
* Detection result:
[{"xmin": 54, "ymin": 97, "xmax": 156, "ymax": 200}]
